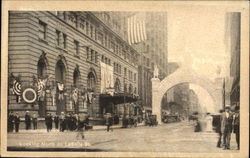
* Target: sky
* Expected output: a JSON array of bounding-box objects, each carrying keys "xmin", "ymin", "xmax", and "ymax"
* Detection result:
[
  {"xmin": 167, "ymin": 8, "xmax": 230, "ymax": 113},
  {"xmin": 168, "ymin": 8, "xmax": 230, "ymax": 81}
]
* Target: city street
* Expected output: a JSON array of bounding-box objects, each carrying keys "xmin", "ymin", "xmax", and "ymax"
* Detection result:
[{"xmin": 7, "ymin": 121, "xmax": 239, "ymax": 152}]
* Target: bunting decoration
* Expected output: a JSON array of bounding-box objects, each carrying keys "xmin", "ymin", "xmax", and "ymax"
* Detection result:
[
  {"xmin": 10, "ymin": 73, "xmax": 22, "ymax": 103},
  {"xmin": 22, "ymin": 87, "xmax": 37, "ymax": 104},
  {"xmin": 57, "ymin": 82, "xmax": 64, "ymax": 101},
  {"xmin": 127, "ymin": 13, "xmax": 147, "ymax": 45}
]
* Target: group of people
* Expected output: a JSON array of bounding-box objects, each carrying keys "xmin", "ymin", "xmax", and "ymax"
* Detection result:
[
  {"xmin": 7, "ymin": 111, "xmax": 20, "ymax": 132},
  {"xmin": 45, "ymin": 112, "xmax": 90, "ymax": 132},
  {"xmin": 7, "ymin": 111, "xmax": 38, "ymax": 133},
  {"xmin": 7, "ymin": 111, "xmax": 91, "ymax": 134},
  {"xmin": 215, "ymin": 105, "xmax": 240, "ymax": 150}
]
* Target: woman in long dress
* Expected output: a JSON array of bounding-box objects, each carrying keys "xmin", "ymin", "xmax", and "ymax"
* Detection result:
[{"xmin": 206, "ymin": 113, "xmax": 213, "ymax": 132}]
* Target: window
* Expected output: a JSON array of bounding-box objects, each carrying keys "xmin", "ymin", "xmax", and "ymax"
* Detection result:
[
  {"xmin": 87, "ymin": 72, "xmax": 96, "ymax": 91},
  {"xmin": 86, "ymin": 22, "xmax": 89, "ymax": 35},
  {"xmin": 101, "ymin": 55, "xmax": 104, "ymax": 62},
  {"xmin": 105, "ymin": 57, "xmax": 108, "ymax": 64},
  {"xmin": 63, "ymin": 33, "xmax": 67, "ymax": 49},
  {"xmin": 95, "ymin": 51, "xmax": 98, "ymax": 63},
  {"xmin": 124, "ymin": 68, "xmax": 127, "ymax": 78},
  {"xmin": 56, "ymin": 30, "xmax": 60, "ymax": 46},
  {"xmin": 97, "ymin": 32, "xmax": 104, "ymax": 44},
  {"xmin": 91, "ymin": 50, "xmax": 94, "ymax": 62},
  {"xmin": 74, "ymin": 40, "xmax": 79, "ymax": 56},
  {"xmin": 90, "ymin": 26, "xmax": 93, "ymax": 38},
  {"xmin": 80, "ymin": 19, "xmax": 85, "ymax": 30},
  {"xmin": 86, "ymin": 47, "xmax": 89, "ymax": 60},
  {"xmin": 134, "ymin": 73, "xmax": 137, "ymax": 82},
  {"xmin": 38, "ymin": 20, "xmax": 47, "ymax": 40}
]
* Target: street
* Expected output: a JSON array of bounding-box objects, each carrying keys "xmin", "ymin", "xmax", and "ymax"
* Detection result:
[{"xmin": 7, "ymin": 121, "xmax": 239, "ymax": 152}]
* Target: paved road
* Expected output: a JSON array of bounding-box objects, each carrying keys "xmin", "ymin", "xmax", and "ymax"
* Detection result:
[{"xmin": 7, "ymin": 121, "xmax": 239, "ymax": 152}]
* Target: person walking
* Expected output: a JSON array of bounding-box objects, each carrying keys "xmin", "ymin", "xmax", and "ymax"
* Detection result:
[
  {"xmin": 77, "ymin": 113, "xmax": 86, "ymax": 139},
  {"xmin": 14, "ymin": 112, "xmax": 21, "ymax": 133},
  {"xmin": 233, "ymin": 105, "xmax": 240, "ymax": 150},
  {"xmin": 8, "ymin": 112, "xmax": 15, "ymax": 132},
  {"xmin": 214, "ymin": 109, "xmax": 224, "ymax": 148},
  {"xmin": 59, "ymin": 112, "xmax": 66, "ymax": 132},
  {"xmin": 45, "ymin": 113, "xmax": 51, "ymax": 132},
  {"xmin": 32, "ymin": 113, "xmax": 38, "ymax": 130},
  {"xmin": 54, "ymin": 114, "xmax": 59, "ymax": 130},
  {"xmin": 106, "ymin": 114, "xmax": 113, "ymax": 132},
  {"xmin": 221, "ymin": 106, "xmax": 233, "ymax": 150},
  {"xmin": 25, "ymin": 111, "xmax": 31, "ymax": 130}
]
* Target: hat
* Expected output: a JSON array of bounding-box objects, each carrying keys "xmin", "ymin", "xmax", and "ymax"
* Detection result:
[
  {"xmin": 225, "ymin": 105, "xmax": 231, "ymax": 109},
  {"xmin": 235, "ymin": 106, "xmax": 240, "ymax": 111}
]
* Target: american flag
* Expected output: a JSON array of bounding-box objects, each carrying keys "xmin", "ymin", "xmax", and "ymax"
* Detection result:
[{"xmin": 127, "ymin": 13, "xmax": 147, "ymax": 45}]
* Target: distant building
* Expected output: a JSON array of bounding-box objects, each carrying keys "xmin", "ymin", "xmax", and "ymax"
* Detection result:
[{"xmin": 225, "ymin": 12, "xmax": 240, "ymax": 106}]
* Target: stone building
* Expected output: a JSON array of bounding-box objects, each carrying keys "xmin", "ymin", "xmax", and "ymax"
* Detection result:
[
  {"xmin": 8, "ymin": 11, "xmax": 139, "ymax": 122},
  {"xmin": 225, "ymin": 12, "xmax": 240, "ymax": 106}
]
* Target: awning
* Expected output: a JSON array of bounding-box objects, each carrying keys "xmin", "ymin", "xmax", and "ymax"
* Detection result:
[{"xmin": 100, "ymin": 93, "xmax": 139, "ymax": 105}]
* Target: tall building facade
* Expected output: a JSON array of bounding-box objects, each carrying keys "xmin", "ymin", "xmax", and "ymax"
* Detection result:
[
  {"xmin": 8, "ymin": 11, "xmax": 139, "ymax": 122},
  {"xmin": 225, "ymin": 12, "xmax": 241, "ymax": 106}
]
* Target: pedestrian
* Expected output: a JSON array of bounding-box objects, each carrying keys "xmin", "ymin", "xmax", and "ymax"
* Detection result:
[
  {"xmin": 45, "ymin": 113, "xmax": 51, "ymax": 132},
  {"xmin": 205, "ymin": 113, "xmax": 213, "ymax": 132},
  {"xmin": 77, "ymin": 113, "xmax": 86, "ymax": 139},
  {"xmin": 54, "ymin": 114, "xmax": 59, "ymax": 130},
  {"xmin": 14, "ymin": 112, "xmax": 20, "ymax": 133},
  {"xmin": 25, "ymin": 111, "xmax": 31, "ymax": 130},
  {"xmin": 32, "ymin": 113, "xmax": 38, "ymax": 130},
  {"xmin": 8, "ymin": 112, "xmax": 15, "ymax": 132},
  {"xmin": 106, "ymin": 113, "xmax": 113, "ymax": 132},
  {"xmin": 49, "ymin": 113, "xmax": 53, "ymax": 131},
  {"xmin": 233, "ymin": 105, "xmax": 240, "ymax": 150},
  {"xmin": 59, "ymin": 112, "xmax": 66, "ymax": 132},
  {"xmin": 214, "ymin": 109, "xmax": 224, "ymax": 148},
  {"xmin": 221, "ymin": 106, "xmax": 233, "ymax": 150}
]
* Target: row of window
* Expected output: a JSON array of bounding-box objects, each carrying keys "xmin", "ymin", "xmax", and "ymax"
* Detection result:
[
  {"xmin": 38, "ymin": 17, "xmax": 137, "ymax": 82},
  {"xmin": 56, "ymin": 11, "xmax": 138, "ymax": 65}
]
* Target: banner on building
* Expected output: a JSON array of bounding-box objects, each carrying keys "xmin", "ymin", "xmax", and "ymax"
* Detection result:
[
  {"xmin": 100, "ymin": 61, "xmax": 114, "ymax": 94},
  {"xmin": 127, "ymin": 13, "xmax": 147, "ymax": 45}
]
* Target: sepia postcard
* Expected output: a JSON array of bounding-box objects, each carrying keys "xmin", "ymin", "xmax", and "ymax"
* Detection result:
[{"xmin": 1, "ymin": 0, "xmax": 249, "ymax": 157}]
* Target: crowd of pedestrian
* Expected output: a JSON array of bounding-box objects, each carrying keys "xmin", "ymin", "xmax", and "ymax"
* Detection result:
[
  {"xmin": 215, "ymin": 105, "xmax": 240, "ymax": 150},
  {"xmin": 7, "ymin": 111, "xmax": 91, "ymax": 135}
]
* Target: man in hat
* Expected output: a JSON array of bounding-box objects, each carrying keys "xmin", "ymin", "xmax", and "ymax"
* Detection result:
[
  {"xmin": 8, "ymin": 111, "xmax": 15, "ymax": 132},
  {"xmin": 25, "ymin": 111, "xmax": 31, "ymax": 130},
  {"xmin": 59, "ymin": 112, "xmax": 66, "ymax": 132},
  {"xmin": 221, "ymin": 105, "xmax": 233, "ymax": 150},
  {"xmin": 14, "ymin": 112, "xmax": 21, "ymax": 133},
  {"xmin": 233, "ymin": 105, "xmax": 240, "ymax": 150},
  {"xmin": 32, "ymin": 113, "xmax": 38, "ymax": 130}
]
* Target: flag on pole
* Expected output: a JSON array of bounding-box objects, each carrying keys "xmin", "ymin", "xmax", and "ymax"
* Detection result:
[{"xmin": 127, "ymin": 13, "xmax": 147, "ymax": 45}]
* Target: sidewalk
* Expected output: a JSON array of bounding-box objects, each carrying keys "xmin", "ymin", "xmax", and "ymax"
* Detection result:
[{"xmin": 9, "ymin": 123, "xmax": 146, "ymax": 133}]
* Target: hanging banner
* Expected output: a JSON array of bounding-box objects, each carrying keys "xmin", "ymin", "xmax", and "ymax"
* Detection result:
[{"xmin": 100, "ymin": 61, "xmax": 114, "ymax": 94}]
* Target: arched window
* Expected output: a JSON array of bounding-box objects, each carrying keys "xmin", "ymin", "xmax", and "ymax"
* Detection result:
[
  {"xmin": 37, "ymin": 58, "xmax": 47, "ymax": 78},
  {"xmin": 73, "ymin": 67, "xmax": 80, "ymax": 87},
  {"xmin": 55, "ymin": 60, "xmax": 66, "ymax": 83},
  {"xmin": 87, "ymin": 72, "xmax": 96, "ymax": 91},
  {"xmin": 114, "ymin": 78, "xmax": 121, "ymax": 92}
]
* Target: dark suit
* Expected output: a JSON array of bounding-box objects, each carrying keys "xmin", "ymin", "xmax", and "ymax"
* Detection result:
[
  {"xmin": 14, "ymin": 115, "xmax": 20, "ymax": 132},
  {"xmin": 25, "ymin": 114, "xmax": 31, "ymax": 130},
  {"xmin": 221, "ymin": 112, "xmax": 233, "ymax": 149},
  {"xmin": 233, "ymin": 112, "xmax": 240, "ymax": 149}
]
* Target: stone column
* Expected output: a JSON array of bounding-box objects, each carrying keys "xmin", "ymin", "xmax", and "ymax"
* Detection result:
[{"xmin": 151, "ymin": 77, "xmax": 161, "ymax": 124}]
